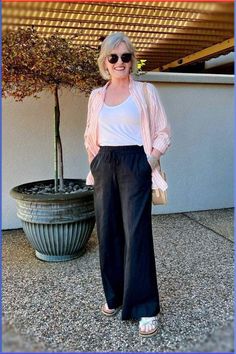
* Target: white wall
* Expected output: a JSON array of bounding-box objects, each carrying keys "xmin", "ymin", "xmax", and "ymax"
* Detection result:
[
  {"xmin": 2, "ymin": 73, "xmax": 234, "ymax": 229},
  {"xmin": 138, "ymin": 72, "xmax": 234, "ymax": 214},
  {"xmin": 2, "ymin": 89, "xmax": 90, "ymax": 229}
]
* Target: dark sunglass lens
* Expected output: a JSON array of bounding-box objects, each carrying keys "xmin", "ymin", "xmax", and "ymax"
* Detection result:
[
  {"xmin": 121, "ymin": 53, "xmax": 132, "ymax": 62},
  {"xmin": 108, "ymin": 54, "xmax": 118, "ymax": 64}
]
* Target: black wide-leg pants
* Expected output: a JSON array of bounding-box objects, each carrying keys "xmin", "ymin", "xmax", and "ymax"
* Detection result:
[{"xmin": 90, "ymin": 145, "xmax": 160, "ymax": 320}]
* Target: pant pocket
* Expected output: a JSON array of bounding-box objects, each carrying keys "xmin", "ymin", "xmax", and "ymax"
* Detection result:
[
  {"xmin": 142, "ymin": 154, "xmax": 152, "ymax": 174},
  {"xmin": 90, "ymin": 153, "xmax": 99, "ymax": 170}
]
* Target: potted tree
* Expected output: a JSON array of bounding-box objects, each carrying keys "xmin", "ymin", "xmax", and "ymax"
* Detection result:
[{"xmin": 2, "ymin": 27, "xmax": 105, "ymax": 261}]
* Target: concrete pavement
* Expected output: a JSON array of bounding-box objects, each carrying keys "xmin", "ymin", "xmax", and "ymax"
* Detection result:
[{"xmin": 2, "ymin": 208, "xmax": 234, "ymax": 352}]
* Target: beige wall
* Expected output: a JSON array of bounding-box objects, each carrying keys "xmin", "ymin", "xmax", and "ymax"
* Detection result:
[{"xmin": 2, "ymin": 73, "xmax": 234, "ymax": 229}]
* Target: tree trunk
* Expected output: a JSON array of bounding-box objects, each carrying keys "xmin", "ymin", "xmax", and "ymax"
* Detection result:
[{"xmin": 54, "ymin": 86, "xmax": 64, "ymax": 192}]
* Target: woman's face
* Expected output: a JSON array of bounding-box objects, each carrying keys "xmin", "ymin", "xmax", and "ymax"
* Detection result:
[{"xmin": 105, "ymin": 42, "xmax": 132, "ymax": 80}]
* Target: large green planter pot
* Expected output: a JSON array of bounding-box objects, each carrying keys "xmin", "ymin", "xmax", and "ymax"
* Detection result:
[{"xmin": 10, "ymin": 179, "xmax": 95, "ymax": 262}]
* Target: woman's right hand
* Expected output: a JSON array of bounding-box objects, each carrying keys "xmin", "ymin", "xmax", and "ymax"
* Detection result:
[{"xmin": 147, "ymin": 155, "xmax": 160, "ymax": 171}]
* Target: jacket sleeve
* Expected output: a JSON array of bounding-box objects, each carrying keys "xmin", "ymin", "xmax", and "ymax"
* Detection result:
[
  {"xmin": 84, "ymin": 90, "xmax": 95, "ymax": 164},
  {"xmin": 147, "ymin": 83, "xmax": 171, "ymax": 155}
]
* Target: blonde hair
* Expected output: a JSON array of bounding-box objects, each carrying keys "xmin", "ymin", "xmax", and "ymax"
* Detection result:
[{"xmin": 97, "ymin": 32, "xmax": 137, "ymax": 80}]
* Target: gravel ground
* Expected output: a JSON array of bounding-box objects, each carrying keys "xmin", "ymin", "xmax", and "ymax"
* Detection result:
[{"xmin": 2, "ymin": 208, "xmax": 234, "ymax": 352}]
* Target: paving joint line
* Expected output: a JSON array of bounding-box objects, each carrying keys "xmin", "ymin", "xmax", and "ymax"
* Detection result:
[{"xmin": 181, "ymin": 212, "xmax": 234, "ymax": 244}]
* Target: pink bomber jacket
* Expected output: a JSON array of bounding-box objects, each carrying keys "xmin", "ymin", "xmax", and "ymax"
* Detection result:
[{"xmin": 84, "ymin": 75, "xmax": 171, "ymax": 191}]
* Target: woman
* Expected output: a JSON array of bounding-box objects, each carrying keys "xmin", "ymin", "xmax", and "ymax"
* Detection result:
[{"xmin": 84, "ymin": 32, "xmax": 171, "ymax": 337}]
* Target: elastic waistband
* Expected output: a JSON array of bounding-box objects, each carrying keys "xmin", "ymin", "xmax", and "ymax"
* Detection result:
[{"xmin": 99, "ymin": 145, "xmax": 144, "ymax": 153}]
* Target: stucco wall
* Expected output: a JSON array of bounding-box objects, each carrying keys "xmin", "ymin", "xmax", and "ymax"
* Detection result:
[{"xmin": 2, "ymin": 73, "xmax": 234, "ymax": 229}]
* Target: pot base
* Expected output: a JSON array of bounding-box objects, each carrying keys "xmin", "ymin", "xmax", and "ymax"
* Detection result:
[{"xmin": 35, "ymin": 248, "xmax": 86, "ymax": 262}]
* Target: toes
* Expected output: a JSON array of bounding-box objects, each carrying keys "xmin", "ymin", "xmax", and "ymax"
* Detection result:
[
  {"xmin": 139, "ymin": 317, "xmax": 158, "ymax": 334},
  {"xmin": 140, "ymin": 324, "xmax": 153, "ymax": 333},
  {"xmin": 140, "ymin": 324, "xmax": 145, "ymax": 332},
  {"xmin": 147, "ymin": 325, "xmax": 153, "ymax": 332},
  {"xmin": 146, "ymin": 324, "xmax": 152, "ymax": 332}
]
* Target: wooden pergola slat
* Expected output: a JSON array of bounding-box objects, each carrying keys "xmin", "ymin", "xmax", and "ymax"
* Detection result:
[{"xmin": 2, "ymin": 1, "xmax": 234, "ymax": 71}]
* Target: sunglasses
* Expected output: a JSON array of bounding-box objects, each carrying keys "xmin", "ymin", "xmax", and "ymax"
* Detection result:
[{"xmin": 107, "ymin": 53, "xmax": 132, "ymax": 64}]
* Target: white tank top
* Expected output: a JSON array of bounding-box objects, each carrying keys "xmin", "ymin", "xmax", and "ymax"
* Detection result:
[{"xmin": 98, "ymin": 95, "xmax": 142, "ymax": 146}]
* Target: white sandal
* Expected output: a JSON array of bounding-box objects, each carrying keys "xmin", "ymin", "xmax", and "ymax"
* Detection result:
[{"xmin": 139, "ymin": 316, "xmax": 158, "ymax": 337}]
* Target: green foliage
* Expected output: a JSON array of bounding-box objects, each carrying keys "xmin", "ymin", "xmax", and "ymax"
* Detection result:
[
  {"xmin": 2, "ymin": 27, "xmax": 105, "ymax": 101},
  {"xmin": 137, "ymin": 59, "xmax": 147, "ymax": 72}
]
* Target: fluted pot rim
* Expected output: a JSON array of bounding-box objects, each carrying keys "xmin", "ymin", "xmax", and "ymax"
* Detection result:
[{"xmin": 10, "ymin": 178, "xmax": 94, "ymax": 203}]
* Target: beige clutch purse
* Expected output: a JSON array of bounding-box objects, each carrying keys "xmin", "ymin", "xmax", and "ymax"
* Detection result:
[{"xmin": 152, "ymin": 170, "xmax": 168, "ymax": 205}]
